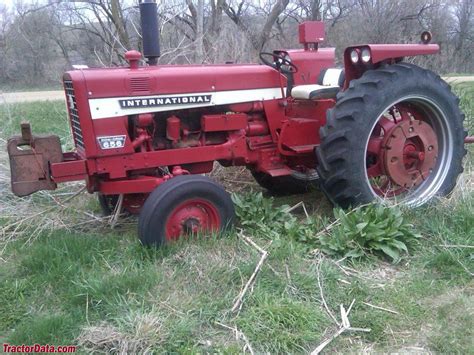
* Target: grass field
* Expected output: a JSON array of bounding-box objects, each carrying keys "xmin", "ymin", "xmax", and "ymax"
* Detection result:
[{"xmin": 0, "ymin": 83, "xmax": 472, "ymax": 353}]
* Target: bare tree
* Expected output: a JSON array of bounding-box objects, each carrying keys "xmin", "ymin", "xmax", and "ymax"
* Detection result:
[
  {"xmin": 0, "ymin": 0, "xmax": 473, "ymax": 89},
  {"xmin": 452, "ymin": 0, "xmax": 473, "ymax": 72},
  {"xmin": 223, "ymin": 0, "xmax": 290, "ymax": 56}
]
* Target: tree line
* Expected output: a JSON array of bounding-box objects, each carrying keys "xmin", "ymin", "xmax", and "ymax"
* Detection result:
[{"xmin": 0, "ymin": 0, "xmax": 472, "ymax": 89}]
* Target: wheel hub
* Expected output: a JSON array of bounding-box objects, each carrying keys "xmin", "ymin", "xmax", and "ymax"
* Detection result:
[
  {"xmin": 166, "ymin": 199, "xmax": 220, "ymax": 241},
  {"xmin": 183, "ymin": 217, "xmax": 201, "ymax": 234},
  {"xmin": 383, "ymin": 119, "xmax": 438, "ymax": 188}
]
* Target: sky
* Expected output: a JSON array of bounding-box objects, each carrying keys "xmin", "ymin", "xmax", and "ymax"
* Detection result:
[{"xmin": 1, "ymin": 0, "xmax": 14, "ymax": 7}]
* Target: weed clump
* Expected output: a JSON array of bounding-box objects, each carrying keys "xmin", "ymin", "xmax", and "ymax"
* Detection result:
[
  {"xmin": 320, "ymin": 205, "xmax": 420, "ymax": 263},
  {"xmin": 232, "ymin": 192, "xmax": 420, "ymax": 263},
  {"xmin": 231, "ymin": 192, "xmax": 316, "ymax": 245}
]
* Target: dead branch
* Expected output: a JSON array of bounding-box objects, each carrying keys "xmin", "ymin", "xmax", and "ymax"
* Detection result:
[
  {"xmin": 316, "ymin": 255, "xmax": 340, "ymax": 326},
  {"xmin": 231, "ymin": 231, "xmax": 269, "ymax": 313},
  {"xmin": 362, "ymin": 301, "xmax": 399, "ymax": 315},
  {"xmin": 311, "ymin": 299, "xmax": 370, "ymax": 355},
  {"xmin": 313, "ymin": 256, "xmax": 370, "ymax": 354},
  {"xmin": 438, "ymin": 244, "xmax": 474, "ymax": 249},
  {"xmin": 215, "ymin": 321, "xmax": 254, "ymax": 355},
  {"xmin": 284, "ymin": 201, "xmax": 309, "ymax": 219},
  {"xmin": 109, "ymin": 193, "xmax": 124, "ymax": 228}
]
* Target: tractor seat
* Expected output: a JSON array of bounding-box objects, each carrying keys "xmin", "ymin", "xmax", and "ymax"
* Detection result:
[
  {"xmin": 291, "ymin": 68, "xmax": 344, "ymax": 100},
  {"xmin": 291, "ymin": 85, "xmax": 339, "ymax": 100}
]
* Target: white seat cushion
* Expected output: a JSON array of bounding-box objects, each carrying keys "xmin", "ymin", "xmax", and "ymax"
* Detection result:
[{"xmin": 291, "ymin": 84, "xmax": 339, "ymax": 100}]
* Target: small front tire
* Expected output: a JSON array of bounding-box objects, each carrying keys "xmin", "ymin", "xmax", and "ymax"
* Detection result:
[{"xmin": 138, "ymin": 175, "xmax": 235, "ymax": 247}]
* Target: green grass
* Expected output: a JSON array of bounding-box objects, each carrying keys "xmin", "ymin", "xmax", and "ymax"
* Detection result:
[
  {"xmin": 444, "ymin": 73, "xmax": 474, "ymax": 77},
  {"xmin": 453, "ymin": 81, "xmax": 474, "ymax": 135},
  {"xmin": 0, "ymin": 83, "xmax": 62, "ymax": 92},
  {"xmin": 0, "ymin": 100, "xmax": 73, "ymax": 150},
  {"xmin": 0, "ymin": 95, "xmax": 473, "ymax": 352},
  {"xmin": 0, "ymin": 194, "xmax": 472, "ymax": 352}
]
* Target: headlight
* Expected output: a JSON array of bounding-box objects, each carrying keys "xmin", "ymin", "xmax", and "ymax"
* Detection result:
[
  {"xmin": 361, "ymin": 48, "xmax": 371, "ymax": 63},
  {"xmin": 350, "ymin": 49, "xmax": 359, "ymax": 64}
]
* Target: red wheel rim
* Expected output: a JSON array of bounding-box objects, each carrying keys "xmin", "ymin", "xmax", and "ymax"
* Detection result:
[
  {"xmin": 366, "ymin": 103, "xmax": 440, "ymax": 198},
  {"xmin": 165, "ymin": 199, "xmax": 221, "ymax": 241}
]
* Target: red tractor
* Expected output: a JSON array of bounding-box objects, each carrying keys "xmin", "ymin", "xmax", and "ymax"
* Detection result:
[{"xmin": 7, "ymin": 1, "xmax": 469, "ymax": 247}]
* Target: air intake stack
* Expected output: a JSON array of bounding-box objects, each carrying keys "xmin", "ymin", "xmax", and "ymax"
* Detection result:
[{"xmin": 139, "ymin": 0, "xmax": 160, "ymax": 65}]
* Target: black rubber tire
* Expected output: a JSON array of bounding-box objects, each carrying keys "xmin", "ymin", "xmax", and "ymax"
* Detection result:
[
  {"xmin": 98, "ymin": 193, "xmax": 118, "ymax": 215},
  {"xmin": 316, "ymin": 63, "xmax": 467, "ymax": 208},
  {"xmin": 138, "ymin": 175, "xmax": 235, "ymax": 247},
  {"xmin": 251, "ymin": 171, "xmax": 319, "ymax": 195}
]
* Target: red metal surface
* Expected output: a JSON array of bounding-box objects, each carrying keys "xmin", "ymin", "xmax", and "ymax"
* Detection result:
[
  {"xmin": 246, "ymin": 119, "xmax": 269, "ymax": 136},
  {"xmin": 367, "ymin": 44, "xmax": 439, "ymax": 63},
  {"xmin": 79, "ymin": 64, "xmax": 284, "ymax": 99},
  {"xmin": 165, "ymin": 199, "xmax": 221, "ymax": 241},
  {"xmin": 343, "ymin": 44, "xmax": 439, "ymax": 87},
  {"xmin": 125, "ymin": 50, "xmax": 141, "ymax": 69},
  {"xmin": 366, "ymin": 105, "xmax": 439, "ymax": 196},
  {"xmin": 100, "ymin": 176, "xmax": 166, "ymax": 194},
  {"xmin": 201, "ymin": 114, "xmax": 247, "ymax": 132},
  {"xmin": 278, "ymin": 118, "xmax": 320, "ymax": 155},
  {"xmin": 285, "ymin": 49, "xmax": 335, "ymax": 85},
  {"xmin": 136, "ymin": 113, "xmax": 154, "ymax": 127},
  {"xmin": 50, "ymin": 160, "xmax": 87, "ymax": 183},
  {"xmin": 383, "ymin": 119, "xmax": 438, "ymax": 187},
  {"xmin": 166, "ymin": 116, "xmax": 181, "ymax": 141},
  {"xmin": 299, "ymin": 21, "xmax": 325, "ymax": 44}
]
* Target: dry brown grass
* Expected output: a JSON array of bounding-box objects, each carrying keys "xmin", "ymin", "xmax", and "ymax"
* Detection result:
[
  {"xmin": 0, "ymin": 140, "xmax": 132, "ymax": 254},
  {"xmin": 77, "ymin": 312, "xmax": 167, "ymax": 354}
]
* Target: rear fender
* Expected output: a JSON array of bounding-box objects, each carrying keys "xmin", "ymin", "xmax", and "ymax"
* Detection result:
[{"xmin": 343, "ymin": 44, "xmax": 439, "ymax": 88}]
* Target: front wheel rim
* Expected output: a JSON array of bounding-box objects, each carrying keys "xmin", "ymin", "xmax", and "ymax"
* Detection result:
[
  {"xmin": 165, "ymin": 199, "xmax": 221, "ymax": 241},
  {"xmin": 364, "ymin": 95, "xmax": 453, "ymax": 206}
]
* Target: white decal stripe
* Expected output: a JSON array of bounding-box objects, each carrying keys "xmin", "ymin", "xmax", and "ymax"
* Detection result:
[{"xmin": 89, "ymin": 87, "xmax": 283, "ymax": 119}]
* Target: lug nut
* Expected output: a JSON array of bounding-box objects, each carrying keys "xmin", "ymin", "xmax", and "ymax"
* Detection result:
[{"xmin": 407, "ymin": 151, "xmax": 425, "ymax": 160}]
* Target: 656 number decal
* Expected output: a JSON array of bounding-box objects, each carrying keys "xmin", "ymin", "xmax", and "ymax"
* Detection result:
[{"xmin": 97, "ymin": 135, "xmax": 126, "ymax": 149}]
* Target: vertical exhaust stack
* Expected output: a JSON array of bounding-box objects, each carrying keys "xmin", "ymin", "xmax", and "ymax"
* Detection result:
[{"xmin": 139, "ymin": 0, "xmax": 160, "ymax": 65}]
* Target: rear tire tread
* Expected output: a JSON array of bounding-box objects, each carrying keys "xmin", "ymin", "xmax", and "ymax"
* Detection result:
[{"xmin": 316, "ymin": 63, "xmax": 467, "ymax": 208}]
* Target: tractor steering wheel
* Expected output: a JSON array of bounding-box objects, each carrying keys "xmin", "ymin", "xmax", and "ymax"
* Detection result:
[{"xmin": 259, "ymin": 52, "xmax": 298, "ymax": 74}]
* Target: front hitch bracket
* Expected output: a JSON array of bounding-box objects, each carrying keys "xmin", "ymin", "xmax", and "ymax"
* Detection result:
[{"xmin": 7, "ymin": 122, "xmax": 63, "ymax": 197}]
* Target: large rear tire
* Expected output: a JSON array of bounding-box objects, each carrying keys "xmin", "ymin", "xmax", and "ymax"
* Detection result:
[
  {"xmin": 316, "ymin": 63, "xmax": 467, "ymax": 208},
  {"xmin": 138, "ymin": 175, "xmax": 235, "ymax": 247}
]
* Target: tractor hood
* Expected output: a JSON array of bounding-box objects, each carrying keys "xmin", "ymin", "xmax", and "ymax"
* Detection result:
[
  {"xmin": 64, "ymin": 63, "xmax": 286, "ymax": 120},
  {"xmin": 67, "ymin": 63, "xmax": 284, "ymax": 99}
]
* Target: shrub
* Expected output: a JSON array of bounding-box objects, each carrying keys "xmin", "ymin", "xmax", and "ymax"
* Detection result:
[
  {"xmin": 319, "ymin": 204, "xmax": 421, "ymax": 263},
  {"xmin": 232, "ymin": 192, "xmax": 420, "ymax": 263},
  {"xmin": 231, "ymin": 192, "xmax": 318, "ymax": 246}
]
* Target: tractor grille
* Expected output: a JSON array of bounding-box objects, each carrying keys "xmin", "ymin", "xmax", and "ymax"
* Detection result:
[
  {"xmin": 130, "ymin": 76, "xmax": 151, "ymax": 93},
  {"xmin": 63, "ymin": 80, "xmax": 84, "ymax": 149}
]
